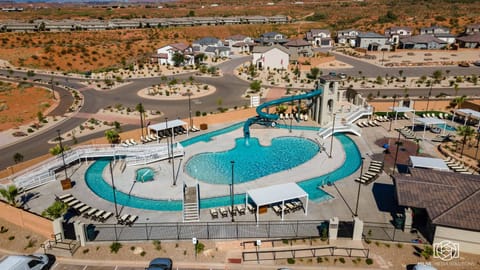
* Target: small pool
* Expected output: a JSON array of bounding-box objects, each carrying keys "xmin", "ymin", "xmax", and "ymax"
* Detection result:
[
  {"xmin": 434, "ymin": 124, "xmax": 456, "ymax": 131},
  {"xmin": 185, "ymin": 137, "xmax": 319, "ymax": 184},
  {"xmin": 136, "ymin": 167, "xmax": 155, "ymax": 182}
]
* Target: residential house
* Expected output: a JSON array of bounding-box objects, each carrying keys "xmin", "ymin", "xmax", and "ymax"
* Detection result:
[
  {"xmin": 142, "ymin": 18, "xmax": 169, "ymax": 28},
  {"xmin": 40, "ymin": 20, "xmax": 76, "ymax": 32},
  {"xmin": 204, "ymin": 46, "xmax": 231, "ymax": 58},
  {"xmin": 256, "ymin": 31, "xmax": 289, "ymax": 45},
  {"xmin": 284, "ymin": 39, "xmax": 313, "ymax": 57},
  {"xmin": 355, "ymin": 32, "xmax": 389, "ymax": 51},
  {"xmin": 305, "ymin": 29, "xmax": 332, "ymax": 48},
  {"xmin": 225, "ymin": 34, "xmax": 254, "ymax": 54},
  {"xmin": 419, "ymin": 25, "xmax": 455, "ymax": 45},
  {"xmin": 109, "ymin": 19, "xmax": 141, "ymax": 29},
  {"xmin": 219, "ymin": 17, "xmax": 242, "ymax": 25},
  {"xmin": 464, "ymin": 23, "xmax": 480, "ymax": 34},
  {"xmin": 193, "ymin": 17, "xmax": 218, "ymax": 26},
  {"xmin": 252, "ymin": 45, "xmax": 290, "ymax": 70},
  {"xmin": 168, "ymin": 17, "xmax": 194, "ymax": 27},
  {"xmin": 395, "ymin": 168, "xmax": 480, "ymax": 255},
  {"xmin": 267, "ymin": 15, "xmax": 289, "ymax": 24},
  {"xmin": 384, "ymin": 26, "xmax": 413, "ymax": 46},
  {"xmin": 153, "ymin": 43, "xmax": 194, "ymax": 66},
  {"xmin": 336, "ymin": 29, "xmax": 359, "ymax": 47},
  {"xmin": 399, "ymin": 35, "xmax": 448, "ymax": 49},
  {"xmin": 244, "ymin": 16, "xmax": 268, "ymax": 24},
  {"xmin": 3, "ymin": 20, "xmax": 37, "ymax": 32},
  {"xmin": 78, "ymin": 20, "xmax": 109, "ymax": 31},
  {"xmin": 456, "ymin": 33, "xmax": 480, "ymax": 48},
  {"xmin": 192, "ymin": 37, "xmax": 223, "ymax": 52}
]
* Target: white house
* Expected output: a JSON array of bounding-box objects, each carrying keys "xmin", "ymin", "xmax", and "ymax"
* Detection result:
[
  {"xmin": 153, "ymin": 43, "xmax": 194, "ymax": 66},
  {"xmin": 252, "ymin": 45, "xmax": 289, "ymax": 70},
  {"xmin": 305, "ymin": 29, "xmax": 332, "ymax": 47},
  {"xmin": 256, "ymin": 31, "xmax": 289, "ymax": 45},
  {"xmin": 384, "ymin": 26, "xmax": 413, "ymax": 45},
  {"xmin": 419, "ymin": 26, "xmax": 455, "ymax": 45},
  {"xmin": 355, "ymin": 32, "xmax": 389, "ymax": 51},
  {"xmin": 225, "ymin": 34, "xmax": 254, "ymax": 54},
  {"xmin": 336, "ymin": 29, "xmax": 359, "ymax": 47},
  {"xmin": 192, "ymin": 37, "xmax": 223, "ymax": 52}
]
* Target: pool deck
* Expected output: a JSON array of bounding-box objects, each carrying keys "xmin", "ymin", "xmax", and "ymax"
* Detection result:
[{"xmin": 24, "ymin": 116, "xmax": 451, "ymax": 225}]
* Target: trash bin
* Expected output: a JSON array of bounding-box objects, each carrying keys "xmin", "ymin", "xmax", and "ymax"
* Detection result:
[{"xmin": 86, "ymin": 224, "xmax": 96, "ymax": 241}]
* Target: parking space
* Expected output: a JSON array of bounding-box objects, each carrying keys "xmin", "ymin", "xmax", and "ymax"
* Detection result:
[{"xmin": 53, "ymin": 264, "xmax": 145, "ymax": 270}]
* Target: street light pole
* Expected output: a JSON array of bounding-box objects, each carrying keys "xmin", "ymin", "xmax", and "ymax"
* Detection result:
[
  {"xmin": 461, "ymin": 113, "xmax": 471, "ymax": 158},
  {"xmin": 109, "ymin": 160, "xmax": 119, "ymax": 221},
  {"xmin": 56, "ymin": 129, "xmax": 68, "ymax": 180},
  {"xmin": 230, "ymin": 160, "xmax": 235, "ymax": 223},
  {"xmin": 165, "ymin": 117, "xmax": 170, "ymax": 161},
  {"xmin": 329, "ymin": 113, "xmax": 336, "ymax": 158},
  {"xmin": 188, "ymin": 91, "xmax": 193, "ymax": 132},
  {"xmin": 354, "ymin": 157, "xmax": 365, "ymax": 217},
  {"xmin": 425, "ymin": 84, "xmax": 432, "ymax": 112},
  {"xmin": 393, "ymin": 130, "xmax": 402, "ymax": 175}
]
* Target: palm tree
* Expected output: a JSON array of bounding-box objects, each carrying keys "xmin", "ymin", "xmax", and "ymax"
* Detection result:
[
  {"xmin": 457, "ymin": 125, "xmax": 475, "ymax": 157},
  {"xmin": 136, "ymin": 103, "xmax": 145, "ymax": 137},
  {"xmin": 0, "ymin": 185, "xmax": 19, "ymax": 207},
  {"xmin": 105, "ymin": 129, "xmax": 120, "ymax": 144},
  {"xmin": 13, "ymin": 152, "xmax": 23, "ymax": 164}
]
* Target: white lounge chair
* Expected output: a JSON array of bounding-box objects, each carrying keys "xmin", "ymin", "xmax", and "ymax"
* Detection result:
[
  {"xmin": 84, "ymin": 208, "xmax": 98, "ymax": 218},
  {"xmin": 210, "ymin": 208, "xmax": 218, "ymax": 218},
  {"xmin": 100, "ymin": 212, "xmax": 113, "ymax": 223},
  {"xmin": 304, "ymin": 114, "xmax": 308, "ymax": 121},
  {"xmin": 236, "ymin": 205, "xmax": 246, "ymax": 215},
  {"xmin": 247, "ymin": 204, "xmax": 255, "ymax": 213},
  {"xmin": 92, "ymin": 210, "xmax": 105, "ymax": 221},
  {"xmin": 58, "ymin": 194, "xmax": 72, "ymax": 201},
  {"xmin": 272, "ymin": 205, "xmax": 282, "ymax": 215},
  {"xmin": 126, "ymin": 215, "xmax": 137, "ymax": 225},
  {"xmin": 118, "ymin": 214, "xmax": 130, "ymax": 224},
  {"xmin": 279, "ymin": 113, "xmax": 284, "ymax": 120},
  {"xmin": 219, "ymin": 207, "xmax": 228, "ymax": 217}
]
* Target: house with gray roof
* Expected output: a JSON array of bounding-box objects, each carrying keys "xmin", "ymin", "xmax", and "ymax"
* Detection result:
[
  {"xmin": 456, "ymin": 32, "xmax": 480, "ymax": 48},
  {"xmin": 336, "ymin": 29, "xmax": 360, "ymax": 47},
  {"xmin": 399, "ymin": 34, "xmax": 448, "ymax": 49},
  {"xmin": 204, "ymin": 46, "xmax": 231, "ymax": 58},
  {"xmin": 464, "ymin": 23, "xmax": 480, "ymax": 34},
  {"xmin": 225, "ymin": 34, "xmax": 254, "ymax": 54},
  {"xmin": 192, "ymin": 37, "xmax": 223, "ymax": 52},
  {"xmin": 305, "ymin": 29, "xmax": 332, "ymax": 48},
  {"xmin": 252, "ymin": 44, "xmax": 290, "ymax": 70},
  {"xmin": 154, "ymin": 43, "xmax": 194, "ymax": 66},
  {"xmin": 256, "ymin": 31, "xmax": 289, "ymax": 45},
  {"xmin": 384, "ymin": 26, "xmax": 413, "ymax": 46},
  {"xmin": 284, "ymin": 39, "xmax": 313, "ymax": 57},
  {"xmin": 394, "ymin": 168, "xmax": 480, "ymax": 254},
  {"xmin": 355, "ymin": 32, "xmax": 389, "ymax": 51},
  {"xmin": 419, "ymin": 25, "xmax": 455, "ymax": 45}
]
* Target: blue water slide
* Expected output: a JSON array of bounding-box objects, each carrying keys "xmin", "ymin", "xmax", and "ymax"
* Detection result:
[{"xmin": 244, "ymin": 88, "xmax": 323, "ymax": 139}]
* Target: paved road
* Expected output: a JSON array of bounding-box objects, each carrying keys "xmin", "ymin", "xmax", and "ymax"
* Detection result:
[{"xmin": 0, "ymin": 54, "xmax": 478, "ymax": 171}]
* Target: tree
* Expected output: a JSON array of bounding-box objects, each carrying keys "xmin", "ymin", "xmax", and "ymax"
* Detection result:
[
  {"xmin": 42, "ymin": 201, "xmax": 68, "ymax": 219},
  {"xmin": 49, "ymin": 144, "xmax": 69, "ymax": 156},
  {"xmin": 187, "ymin": 10, "xmax": 195, "ymax": 17},
  {"xmin": 0, "ymin": 185, "xmax": 19, "ymax": 207},
  {"xmin": 172, "ymin": 52, "xmax": 185, "ymax": 67},
  {"xmin": 249, "ymin": 80, "xmax": 262, "ymax": 92},
  {"xmin": 136, "ymin": 103, "xmax": 145, "ymax": 137},
  {"xmin": 36, "ymin": 111, "xmax": 44, "ymax": 123},
  {"xmin": 307, "ymin": 67, "xmax": 320, "ymax": 79},
  {"xmin": 13, "ymin": 152, "xmax": 23, "ymax": 164},
  {"xmin": 105, "ymin": 129, "xmax": 120, "ymax": 144},
  {"xmin": 449, "ymin": 95, "xmax": 467, "ymax": 109},
  {"xmin": 432, "ymin": 70, "xmax": 443, "ymax": 83},
  {"xmin": 457, "ymin": 125, "xmax": 475, "ymax": 157}
]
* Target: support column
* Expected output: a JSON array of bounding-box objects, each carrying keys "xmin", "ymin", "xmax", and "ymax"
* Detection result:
[
  {"xmin": 352, "ymin": 216, "xmax": 364, "ymax": 241},
  {"xmin": 404, "ymin": 207, "xmax": 413, "ymax": 232},
  {"xmin": 74, "ymin": 221, "xmax": 86, "ymax": 247},
  {"xmin": 52, "ymin": 217, "xmax": 64, "ymax": 240},
  {"xmin": 329, "ymin": 217, "xmax": 339, "ymax": 241}
]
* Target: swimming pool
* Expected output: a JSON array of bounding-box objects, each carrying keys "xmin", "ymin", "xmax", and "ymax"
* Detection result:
[
  {"xmin": 185, "ymin": 137, "xmax": 319, "ymax": 184},
  {"xmin": 136, "ymin": 167, "xmax": 155, "ymax": 182},
  {"xmin": 84, "ymin": 123, "xmax": 361, "ymax": 210},
  {"xmin": 434, "ymin": 123, "xmax": 456, "ymax": 131}
]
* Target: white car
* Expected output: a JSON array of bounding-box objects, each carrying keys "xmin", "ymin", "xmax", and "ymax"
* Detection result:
[{"xmin": 0, "ymin": 254, "xmax": 53, "ymax": 270}]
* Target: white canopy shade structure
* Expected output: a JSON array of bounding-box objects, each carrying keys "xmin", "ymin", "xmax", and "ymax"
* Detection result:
[
  {"xmin": 148, "ymin": 119, "xmax": 187, "ymax": 142},
  {"xmin": 246, "ymin": 182, "xmax": 308, "ymax": 223},
  {"xmin": 414, "ymin": 117, "xmax": 447, "ymax": 139},
  {"xmin": 453, "ymin": 109, "xmax": 480, "ymax": 131},
  {"xmin": 410, "ymin": 156, "xmax": 450, "ymax": 171},
  {"xmin": 388, "ymin": 106, "xmax": 416, "ymax": 127}
]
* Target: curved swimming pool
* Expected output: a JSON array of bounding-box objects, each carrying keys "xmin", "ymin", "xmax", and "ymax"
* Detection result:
[
  {"xmin": 84, "ymin": 123, "xmax": 361, "ymax": 210},
  {"xmin": 185, "ymin": 136, "xmax": 319, "ymax": 185}
]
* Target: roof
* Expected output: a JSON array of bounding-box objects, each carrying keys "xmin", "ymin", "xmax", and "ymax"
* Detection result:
[
  {"xmin": 247, "ymin": 182, "xmax": 308, "ymax": 206},
  {"xmin": 455, "ymin": 108, "xmax": 480, "ymax": 121},
  {"xmin": 409, "ymin": 156, "xmax": 450, "ymax": 171},
  {"xmin": 456, "ymin": 32, "xmax": 480, "ymax": 43},
  {"xmin": 414, "ymin": 117, "xmax": 446, "ymax": 125},
  {"xmin": 387, "ymin": 26, "xmax": 413, "ymax": 32},
  {"xmin": 148, "ymin": 119, "xmax": 186, "ymax": 131},
  {"xmin": 170, "ymin": 43, "xmax": 189, "ymax": 51},
  {"xmin": 421, "ymin": 25, "xmax": 450, "ymax": 31},
  {"xmin": 357, "ymin": 32, "xmax": 387, "ymax": 39},
  {"xmin": 150, "ymin": 53, "xmax": 168, "ymax": 59},
  {"xmin": 261, "ymin": 31, "xmax": 283, "ymax": 38},
  {"xmin": 226, "ymin": 34, "xmax": 247, "ymax": 41},
  {"xmin": 284, "ymin": 39, "xmax": 310, "ymax": 47},
  {"xmin": 193, "ymin": 37, "xmax": 220, "ymax": 46},
  {"xmin": 388, "ymin": 106, "xmax": 415, "ymax": 113},
  {"xmin": 395, "ymin": 168, "xmax": 480, "ymax": 231},
  {"xmin": 400, "ymin": 34, "xmax": 447, "ymax": 44},
  {"xmin": 252, "ymin": 44, "xmax": 290, "ymax": 55}
]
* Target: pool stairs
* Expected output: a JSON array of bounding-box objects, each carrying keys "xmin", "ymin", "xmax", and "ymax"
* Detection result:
[
  {"xmin": 318, "ymin": 106, "xmax": 372, "ymax": 139},
  {"xmin": 183, "ymin": 185, "xmax": 200, "ymax": 222}
]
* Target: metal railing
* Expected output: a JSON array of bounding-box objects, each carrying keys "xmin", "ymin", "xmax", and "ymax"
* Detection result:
[{"xmin": 242, "ymin": 246, "xmax": 370, "ymax": 262}]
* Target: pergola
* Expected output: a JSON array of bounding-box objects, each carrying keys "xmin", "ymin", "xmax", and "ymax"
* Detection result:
[
  {"xmin": 388, "ymin": 106, "xmax": 416, "ymax": 127},
  {"xmin": 453, "ymin": 109, "xmax": 480, "ymax": 130},
  {"xmin": 414, "ymin": 117, "xmax": 447, "ymax": 139},
  {"xmin": 409, "ymin": 156, "xmax": 450, "ymax": 171},
  {"xmin": 148, "ymin": 119, "xmax": 187, "ymax": 142},
  {"xmin": 245, "ymin": 183, "xmax": 308, "ymax": 223}
]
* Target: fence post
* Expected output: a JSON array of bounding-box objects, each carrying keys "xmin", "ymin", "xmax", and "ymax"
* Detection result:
[
  {"xmin": 145, "ymin": 223, "xmax": 149, "ymax": 240},
  {"xmin": 207, "ymin": 223, "xmax": 210, "ymax": 239},
  {"xmin": 177, "ymin": 223, "xmax": 180, "ymax": 240},
  {"xmin": 352, "ymin": 216, "xmax": 363, "ymax": 241},
  {"xmin": 329, "ymin": 217, "xmax": 339, "ymax": 241},
  {"xmin": 296, "ymin": 220, "xmax": 299, "ymax": 237},
  {"xmin": 114, "ymin": 224, "xmax": 118, "ymax": 241}
]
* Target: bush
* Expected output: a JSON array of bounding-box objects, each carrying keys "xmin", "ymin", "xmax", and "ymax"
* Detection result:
[
  {"xmin": 152, "ymin": 240, "xmax": 162, "ymax": 250},
  {"xmin": 287, "ymin": 258, "xmax": 295, "ymax": 264},
  {"xmin": 366, "ymin": 258, "xmax": 373, "ymax": 265},
  {"xmin": 339, "ymin": 257, "xmax": 345, "ymax": 264},
  {"xmin": 42, "ymin": 201, "xmax": 68, "ymax": 219},
  {"xmin": 27, "ymin": 128, "xmax": 34, "ymax": 133},
  {"xmin": 110, "ymin": 242, "xmax": 122, "ymax": 253}
]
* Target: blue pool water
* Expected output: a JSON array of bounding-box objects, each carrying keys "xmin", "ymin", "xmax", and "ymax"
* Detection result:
[
  {"xmin": 84, "ymin": 123, "xmax": 361, "ymax": 210},
  {"xmin": 185, "ymin": 137, "xmax": 319, "ymax": 184},
  {"xmin": 136, "ymin": 168, "xmax": 154, "ymax": 182},
  {"xmin": 434, "ymin": 124, "xmax": 456, "ymax": 131}
]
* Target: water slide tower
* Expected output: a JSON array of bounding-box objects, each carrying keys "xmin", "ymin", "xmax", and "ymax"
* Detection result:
[{"xmin": 310, "ymin": 75, "xmax": 341, "ymax": 126}]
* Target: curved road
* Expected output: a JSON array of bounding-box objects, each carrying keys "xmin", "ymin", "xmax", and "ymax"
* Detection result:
[{"xmin": 0, "ymin": 54, "xmax": 479, "ymax": 170}]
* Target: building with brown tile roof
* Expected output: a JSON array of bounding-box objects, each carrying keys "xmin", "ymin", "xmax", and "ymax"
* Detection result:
[{"xmin": 394, "ymin": 168, "xmax": 480, "ymax": 254}]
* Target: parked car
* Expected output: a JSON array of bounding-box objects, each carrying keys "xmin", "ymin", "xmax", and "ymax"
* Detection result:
[
  {"xmin": 407, "ymin": 264, "xmax": 438, "ymax": 270},
  {"xmin": 458, "ymin": 62, "xmax": 470, "ymax": 67},
  {"xmin": 146, "ymin": 258, "xmax": 173, "ymax": 270},
  {"xmin": 473, "ymin": 60, "xmax": 480, "ymax": 66},
  {"xmin": 338, "ymin": 72, "xmax": 347, "ymax": 79},
  {"xmin": 0, "ymin": 254, "xmax": 55, "ymax": 270}
]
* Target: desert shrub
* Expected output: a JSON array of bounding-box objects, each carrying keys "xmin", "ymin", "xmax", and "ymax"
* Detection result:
[
  {"xmin": 110, "ymin": 242, "xmax": 122, "ymax": 253},
  {"xmin": 339, "ymin": 257, "xmax": 345, "ymax": 264},
  {"xmin": 366, "ymin": 258, "xmax": 373, "ymax": 265},
  {"xmin": 153, "ymin": 240, "xmax": 162, "ymax": 250},
  {"xmin": 287, "ymin": 258, "xmax": 295, "ymax": 264}
]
